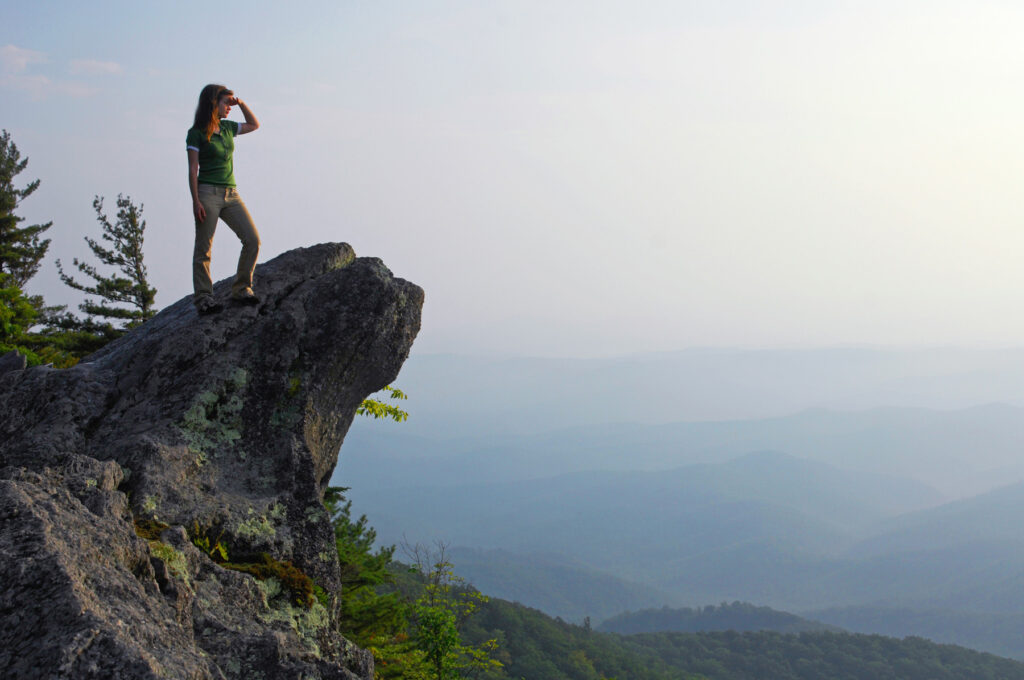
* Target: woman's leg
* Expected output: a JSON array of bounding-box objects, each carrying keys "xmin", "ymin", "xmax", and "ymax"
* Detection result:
[
  {"xmin": 219, "ymin": 187, "xmax": 261, "ymax": 297},
  {"xmin": 192, "ymin": 185, "xmax": 225, "ymax": 297}
]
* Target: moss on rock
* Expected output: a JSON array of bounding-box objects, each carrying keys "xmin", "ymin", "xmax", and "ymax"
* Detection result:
[{"xmin": 221, "ymin": 552, "xmax": 317, "ymax": 608}]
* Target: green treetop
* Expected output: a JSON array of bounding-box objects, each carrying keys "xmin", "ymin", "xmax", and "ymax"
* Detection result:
[
  {"xmin": 0, "ymin": 129, "xmax": 53, "ymax": 288},
  {"xmin": 0, "ymin": 129, "xmax": 66, "ymax": 364},
  {"xmin": 0, "ymin": 272, "xmax": 42, "ymax": 360},
  {"xmin": 57, "ymin": 194, "xmax": 157, "ymax": 333}
]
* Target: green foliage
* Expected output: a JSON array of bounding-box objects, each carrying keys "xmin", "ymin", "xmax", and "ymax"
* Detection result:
[
  {"xmin": 337, "ymin": 395, "xmax": 503, "ymax": 678},
  {"xmin": 0, "ymin": 131, "xmax": 155, "ymax": 366},
  {"xmin": 326, "ymin": 484, "xmax": 501, "ymax": 678},
  {"xmin": 0, "ymin": 130, "xmax": 73, "ymax": 365},
  {"xmin": 615, "ymin": 630, "xmax": 1024, "ymax": 680},
  {"xmin": 458, "ymin": 594, "xmax": 1024, "ymax": 680},
  {"xmin": 364, "ymin": 633, "xmax": 431, "ymax": 680},
  {"xmin": 40, "ymin": 308, "xmax": 124, "ymax": 363},
  {"xmin": 414, "ymin": 603, "xmax": 461, "ymax": 680},
  {"xmin": 463, "ymin": 596, "xmax": 675, "ymax": 680},
  {"xmin": 57, "ymin": 194, "xmax": 157, "ymax": 335},
  {"xmin": 313, "ymin": 584, "xmax": 329, "ymax": 607},
  {"xmin": 0, "ymin": 272, "xmax": 42, "ymax": 363},
  {"xmin": 0, "ymin": 129, "xmax": 52, "ymax": 287},
  {"xmin": 406, "ymin": 543, "xmax": 504, "ymax": 680},
  {"xmin": 190, "ymin": 521, "xmax": 229, "ymax": 562},
  {"xmin": 325, "ymin": 486, "xmax": 406, "ymax": 646},
  {"xmin": 327, "ymin": 486, "xmax": 394, "ymax": 587},
  {"xmin": 357, "ymin": 385, "xmax": 409, "ymax": 422}
]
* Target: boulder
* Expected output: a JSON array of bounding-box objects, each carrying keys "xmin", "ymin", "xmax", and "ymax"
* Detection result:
[
  {"xmin": 0, "ymin": 243, "xmax": 423, "ymax": 679},
  {"xmin": 0, "ymin": 350, "xmax": 26, "ymax": 375}
]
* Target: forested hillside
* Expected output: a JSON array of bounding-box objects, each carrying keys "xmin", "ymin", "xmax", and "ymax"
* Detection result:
[
  {"xmin": 617, "ymin": 630, "xmax": 1024, "ymax": 680},
  {"xmin": 330, "ymin": 481, "xmax": 1024, "ymax": 679},
  {"xmin": 459, "ymin": 597, "xmax": 1024, "ymax": 680}
]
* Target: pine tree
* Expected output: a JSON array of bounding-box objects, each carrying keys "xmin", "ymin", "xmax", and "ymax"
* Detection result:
[
  {"xmin": 0, "ymin": 130, "xmax": 53, "ymax": 287},
  {"xmin": 57, "ymin": 194, "xmax": 157, "ymax": 332},
  {"xmin": 0, "ymin": 272, "xmax": 41, "ymax": 361},
  {"xmin": 0, "ymin": 129, "xmax": 67, "ymax": 365},
  {"xmin": 324, "ymin": 486, "xmax": 408, "ymax": 645}
]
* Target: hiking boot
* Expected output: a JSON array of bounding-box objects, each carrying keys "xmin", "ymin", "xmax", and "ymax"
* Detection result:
[
  {"xmin": 231, "ymin": 288, "xmax": 260, "ymax": 304},
  {"xmin": 194, "ymin": 295, "xmax": 223, "ymax": 315}
]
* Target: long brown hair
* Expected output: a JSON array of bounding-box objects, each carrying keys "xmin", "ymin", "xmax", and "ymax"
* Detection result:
[{"xmin": 192, "ymin": 84, "xmax": 233, "ymax": 141}]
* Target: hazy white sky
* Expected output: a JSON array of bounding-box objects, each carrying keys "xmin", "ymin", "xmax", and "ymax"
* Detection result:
[{"xmin": 5, "ymin": 1, "xmax": 1024, "ymax": 356}]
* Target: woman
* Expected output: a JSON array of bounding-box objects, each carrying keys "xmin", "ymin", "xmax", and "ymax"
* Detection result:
[{"xmin": 186, "ymin": 84, "xmax": 261, "ymax": 313}]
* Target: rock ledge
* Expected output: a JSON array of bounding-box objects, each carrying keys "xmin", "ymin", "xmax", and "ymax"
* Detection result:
[{"xmin": 0, "ymin": 243, "xmax": 423, "ymax": 679}]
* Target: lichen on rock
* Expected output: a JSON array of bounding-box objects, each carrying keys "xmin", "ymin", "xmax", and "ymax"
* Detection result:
[
  {"xmin": 0, "ymin": 243, "xmax": 421, "ymax": 680},
  {"xmin": 150, "ymin": 540, "xmax": 190, "ymax": 584},
  {"xmin": 180, "ymin": 367, "xmax": 249, "ymax": 463},
  {"xmin": 234, "ymin": 506, "xmax": 280, "ymax": 543}
]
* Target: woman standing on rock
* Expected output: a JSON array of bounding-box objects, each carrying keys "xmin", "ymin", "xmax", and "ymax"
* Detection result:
[{"xmin": 187, "ymin": 84, "xmax": 261, "ymax": 314}]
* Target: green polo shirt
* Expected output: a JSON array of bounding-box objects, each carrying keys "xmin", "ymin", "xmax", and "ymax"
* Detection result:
[{"xmin": 186, "ymin": 120, "xmax": 241, "ymax": 186}]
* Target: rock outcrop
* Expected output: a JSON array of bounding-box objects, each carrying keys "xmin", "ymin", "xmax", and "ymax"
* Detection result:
[{"xmin": 0, "ymin": 243, "xmax": 423, "ymax": 679}]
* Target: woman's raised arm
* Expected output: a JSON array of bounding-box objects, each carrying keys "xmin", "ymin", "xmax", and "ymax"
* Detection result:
[{"xmin": 234, "ymin": 97, "xmax": 260, "ymax": 134}]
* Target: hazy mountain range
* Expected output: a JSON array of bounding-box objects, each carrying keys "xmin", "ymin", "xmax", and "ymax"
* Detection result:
[
  {"xmin": 344, "ymin": 354, "xmax": 1024, "ymax": 497},
  {"xmin": 335, "ymin": 348, "xmax": 1024, "ymax": 659},
  {"xmin": 382, "ymin": 348, "xmax": 1024, "ymax": 437},
  {"xmin": 598, "ymin": 602, "xmax": 841, "ymax": 635},
  {"xmin": 347, "ymin": 451, "xmax": 1024, "ymax": 657}
]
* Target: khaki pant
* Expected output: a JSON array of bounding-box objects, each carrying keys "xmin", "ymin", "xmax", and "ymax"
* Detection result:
[{"xmin": 193, "ymin": 183, "xmax": 261, "ymax": 297}]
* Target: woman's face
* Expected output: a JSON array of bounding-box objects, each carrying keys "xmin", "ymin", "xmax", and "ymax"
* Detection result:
[{"xmin": 217, "ymin": 95, "xmax": 235, "ymax": 119}]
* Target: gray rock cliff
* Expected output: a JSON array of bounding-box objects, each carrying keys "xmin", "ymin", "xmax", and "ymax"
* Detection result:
[{"xmin": 0, "ymin": 243, "xmax": 423, "ymax": 679}]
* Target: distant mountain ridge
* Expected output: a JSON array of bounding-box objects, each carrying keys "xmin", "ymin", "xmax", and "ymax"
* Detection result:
[
  {"xmin": 448, "ymin": 547, "xmax": 674, "ymax": 623},
  {"xmin": 350, "ymin": 451, "xmax": 942, "ymax": 561},
  {"xmin": 387, "ymin": 349, "xmax": 1024, "ymax": 438},
  {"xmin": 598, "ymin": 602, "xmax": 841, "ymax": 635},
  {"xmin": 341, "ymin": 401, "xmax": 1024, "ymax": 498},
  {"xmin": 808, "ymin": 606, "xmax": 1024, "ymax": 660},
  {"xmin": 847, "ymin": 480, "xmax": 1024, "ymax": 558}
]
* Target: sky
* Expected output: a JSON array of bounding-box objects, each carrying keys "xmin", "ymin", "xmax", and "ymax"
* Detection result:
[{"xmin": 5, "ymin": 1, "xmax": 1024, "ymax": 357}]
